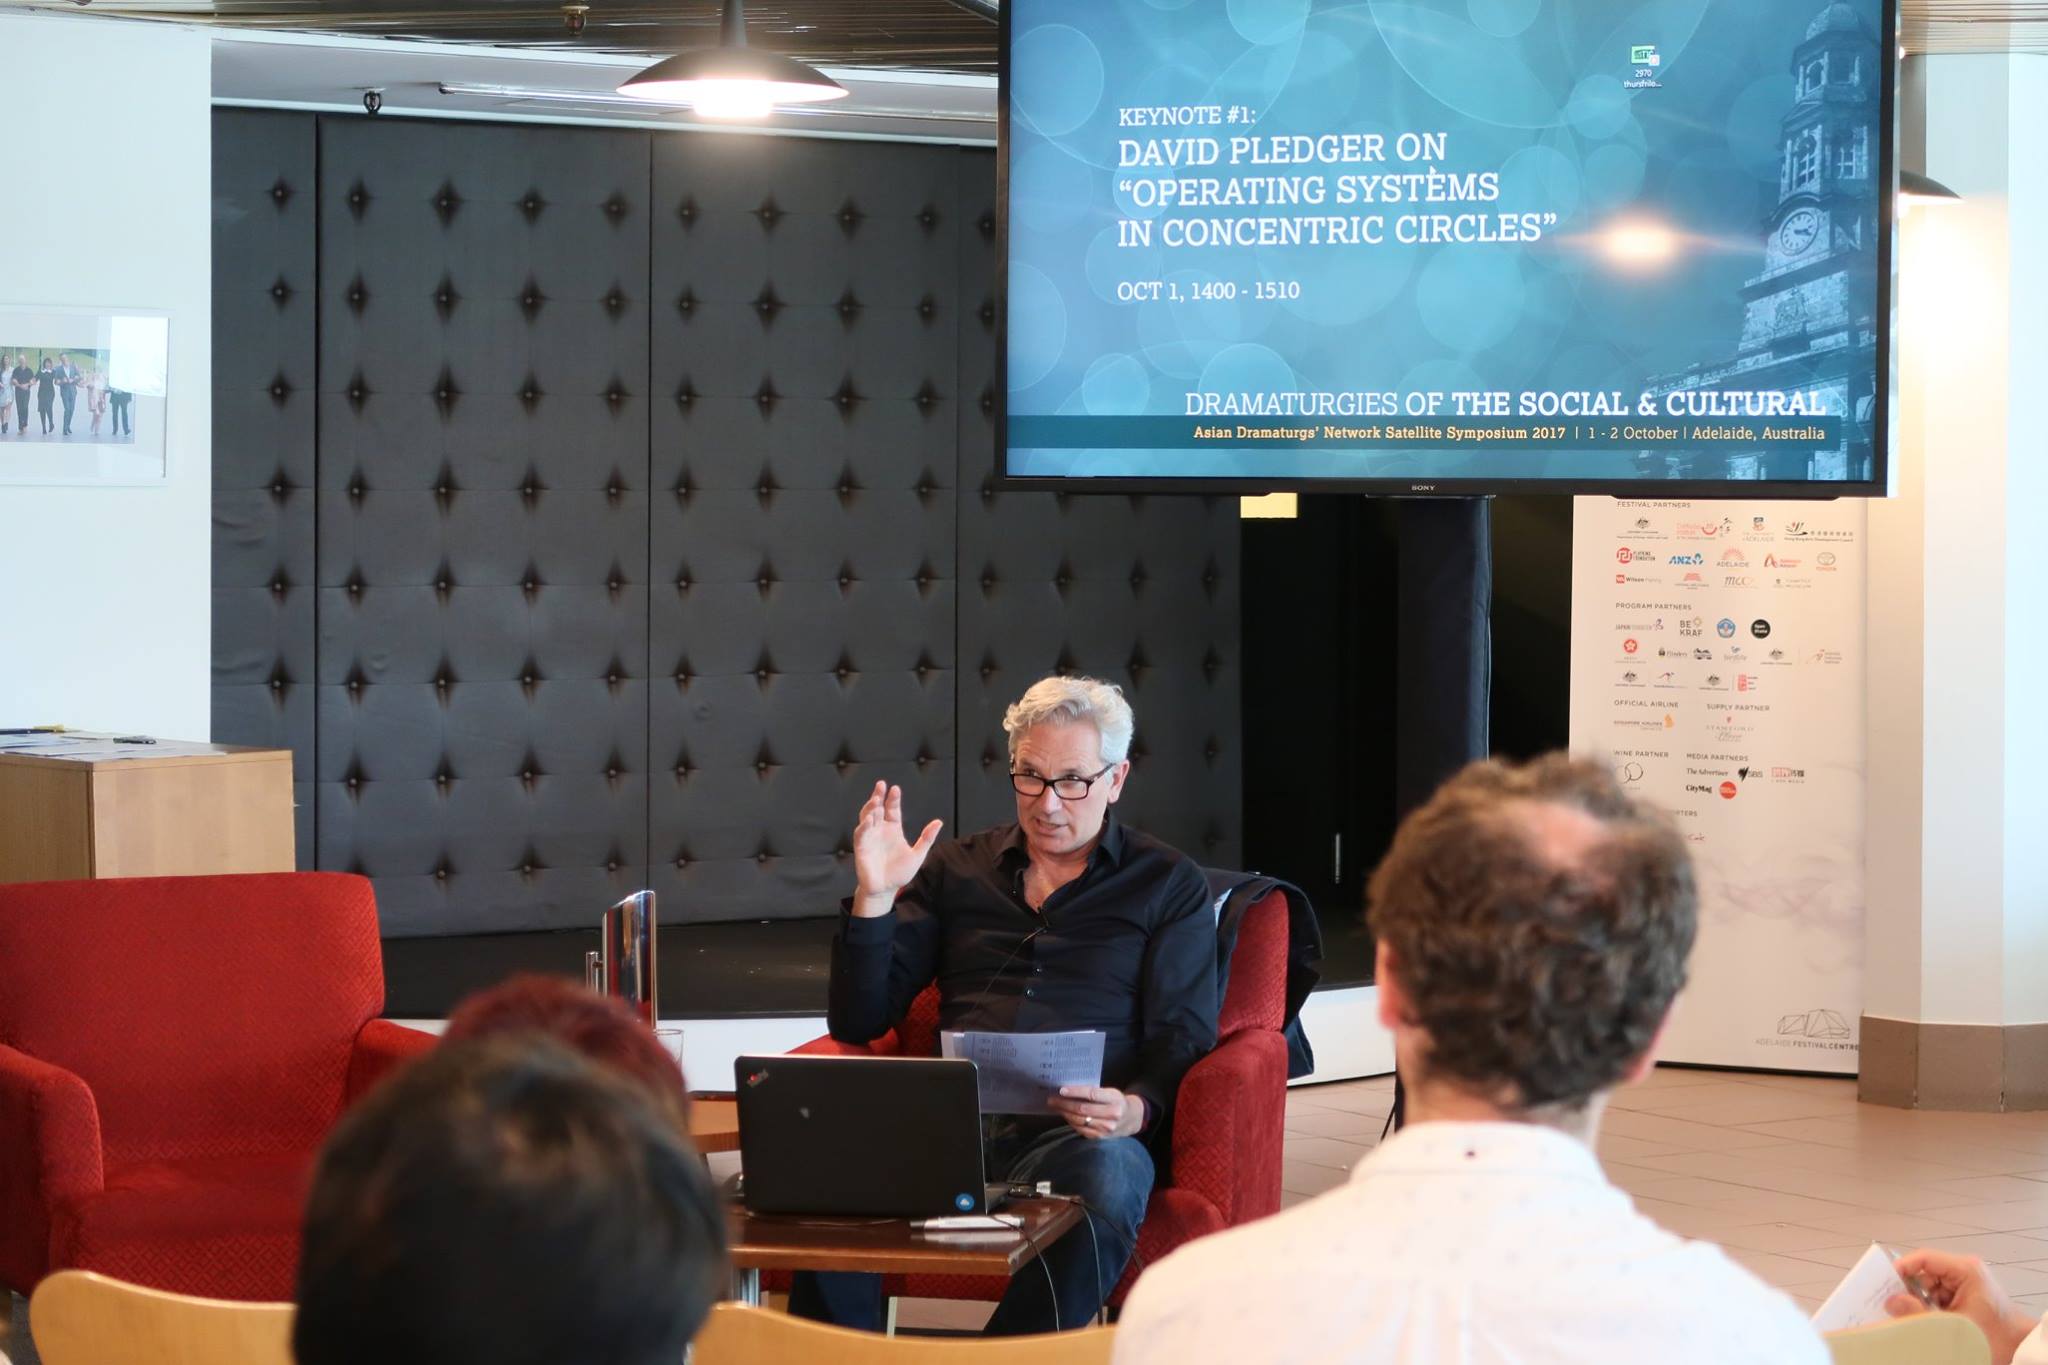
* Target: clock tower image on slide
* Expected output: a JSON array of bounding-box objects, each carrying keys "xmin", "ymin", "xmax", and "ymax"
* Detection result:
[{"xmin": 1645, "ymin": 2, "xmax": 1882, "ymax": 484}]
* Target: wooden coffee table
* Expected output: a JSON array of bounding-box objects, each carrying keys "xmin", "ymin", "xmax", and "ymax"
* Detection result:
[
  {"xmin": 690, "ymin": 1097, "xmax": 740, "ymax": 1154},
  {"xmin": 724, "ymin": 1198, "xmax": 1085, "ymax": 1306}
]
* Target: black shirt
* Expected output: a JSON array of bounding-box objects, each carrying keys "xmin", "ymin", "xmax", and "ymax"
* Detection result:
[{"xmin": 828, "ymin": 815, "xmax": 1218, "ymax": 1137}]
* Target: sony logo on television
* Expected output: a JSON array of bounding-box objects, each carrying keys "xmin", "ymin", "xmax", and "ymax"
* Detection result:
[{"xmin": 1408, "ymin": 483, "xmax": 1438, "ymax": 492}]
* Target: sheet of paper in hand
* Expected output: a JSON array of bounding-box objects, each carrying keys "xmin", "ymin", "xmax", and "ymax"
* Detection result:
[
  {"xmin": 939, "ymin": 1030, "xmax": 1106, "ymax": 1115},
  {"xmin": 1812, "ymin": 1243, "xmax": 1920, "ymax": 1333}
]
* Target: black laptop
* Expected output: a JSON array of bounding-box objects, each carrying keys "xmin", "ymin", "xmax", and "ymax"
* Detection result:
[{"xmin": 734, "ymin": 1055, "xmax": 1007, "ymax": 1218}]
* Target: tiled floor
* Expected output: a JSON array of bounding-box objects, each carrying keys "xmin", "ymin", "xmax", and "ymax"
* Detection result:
[{"xmin": 1284, "ymin": 1068, "xmax": 2048, "ymax": 1313}]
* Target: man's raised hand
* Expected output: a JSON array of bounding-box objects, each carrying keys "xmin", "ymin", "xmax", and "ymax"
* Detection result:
[{"xmin": 850, "ymin": 781, "xmax": 942, "ymax": 917}]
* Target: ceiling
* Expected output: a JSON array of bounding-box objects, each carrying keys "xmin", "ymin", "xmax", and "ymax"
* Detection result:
[
  {"xmin": 48, "ymin": 0, "xmax": 1006, "ymax": 68},
  {"xmin": 43, "ymin": 0, "xmax": 2048, "ymax": 63},
  {"xmin": 1902, "ymin": 0, "xmax": 2048, "ymax": 53}
]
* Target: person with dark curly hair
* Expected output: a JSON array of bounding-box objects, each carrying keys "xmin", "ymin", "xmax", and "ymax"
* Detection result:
[{"xmin": 1114, "ymin": 754, "xmax": 1827, "ymax": 1365}]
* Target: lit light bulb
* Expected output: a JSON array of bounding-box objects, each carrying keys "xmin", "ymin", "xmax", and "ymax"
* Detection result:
[{"xmin": 687, "ymin": 81, "xmax": 776, "ymax": 120}]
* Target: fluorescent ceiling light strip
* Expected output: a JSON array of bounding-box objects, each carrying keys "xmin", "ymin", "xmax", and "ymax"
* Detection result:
[{"xmin": 437, "ymin": 81, "xmax": 994, "ymax": 122}]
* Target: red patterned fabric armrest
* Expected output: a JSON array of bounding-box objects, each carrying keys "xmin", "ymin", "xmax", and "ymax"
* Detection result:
[
  {"xmin": 792, "ymin": 1031, "xmax": 902, "ymax": 1058},
  {"xmin": 1168, "ymin": 1028, "xmax": 1288, "ymax": 1229},
  {"xmin": 0, "ymin": 1044, "xmax": 104, "ymax": 1292},
  {"xmin": 343, "ymin": 1019, "xmax": 440, "ymax": 1104}
]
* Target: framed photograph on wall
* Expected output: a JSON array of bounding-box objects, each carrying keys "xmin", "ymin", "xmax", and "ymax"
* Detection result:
[{"xmin": 0, "ymin": 305, "xmax": 170, "ymax": 485}]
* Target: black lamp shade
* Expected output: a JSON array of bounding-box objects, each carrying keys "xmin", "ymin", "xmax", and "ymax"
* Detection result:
[
  {"xmin": 618, "ymin": 46, "xmax": 849, "ymax": 109},
  {"xmin": 1899, "ymin": 170, "xmax": 1960, "ymax": 201}
]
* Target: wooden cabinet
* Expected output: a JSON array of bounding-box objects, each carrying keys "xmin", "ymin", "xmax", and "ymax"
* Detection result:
[{"xmin": 0, "ymin": 737, "xmax": 294, "ymax": 883}]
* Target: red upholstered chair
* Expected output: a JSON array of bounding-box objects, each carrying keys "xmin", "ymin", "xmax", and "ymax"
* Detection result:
[
  {"xmin": 0, "ymin": 872, "xmax": 438, "ymax": 1303},
  {"xmin": 793, "ymin": 887, "xmax": 1291, "ymax": 1307}
]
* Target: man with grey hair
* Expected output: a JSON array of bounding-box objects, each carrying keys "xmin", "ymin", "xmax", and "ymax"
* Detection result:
[{"xmin": 795, "ymin": 675, "xmax": 1218, "ymax": 1337}]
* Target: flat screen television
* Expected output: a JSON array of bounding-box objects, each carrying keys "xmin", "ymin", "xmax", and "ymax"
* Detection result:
[{"xmin": 998, "ymin": 0, "xmax": 1896, "ymax": 496}]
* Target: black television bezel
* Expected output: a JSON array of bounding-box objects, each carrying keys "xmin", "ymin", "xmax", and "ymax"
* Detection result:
[{"xmin": 993, "ymin": 0, "xmax": 1898, "ymax": 500}]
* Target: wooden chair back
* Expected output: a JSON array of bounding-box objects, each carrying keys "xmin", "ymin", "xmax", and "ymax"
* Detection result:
[
  {"xmin": 27, "ymin": 1270, "xmax": 294, "ymax": 1365},
  {"xmin": 1825, "ymin": 1312, "xmax": 1992, "ymax": 1365},
  {"xmin": 690, "ymin": 1302, "xmax": 1115, "ymax": 1364}
]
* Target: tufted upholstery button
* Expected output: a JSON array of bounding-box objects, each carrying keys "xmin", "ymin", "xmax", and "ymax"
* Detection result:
[
  {"xmin": 607, "ymin": 857, "xmax": 619, "ymax": 871},
  {"xmin": 606, "ymin": 766, "xmax": 618, "ymax": 779},
  {"xmin": 756, "ymin": 573, "xmax": 771, "ymax": 591},
  {"xmin": 523, "ymin": 862, "xmax": 536, "ymax": 876},
  {"xmin": 606, "ymin": 670, "xmax": 619, "ymax": 685},
  {"xmin": 838, "ymin": 199, "xmax": 862, "ymax": 232},
  {"xmin": 756, "ymin": 850, "xmax": 771, "ymax": 864},
  {"xmin": 674, "ymin": 382, "xmax": 696, "ymax": 410},
  {"xmin": 270, "ymin": 378, "xmax": 290, "ymax": 401},
  {"xmin": 916, "ymin": 480, "xmax": 933, "ymax": 498},
  {"xmin": 521, "ymin": 672, "xmax": 535, "ymax": 686},
  {"xmin": 755, "ymin": 666, "xmax": 769, "ymax": 682},
  {"xmin": 522, "ymin": 482, "xmax": 538, "ymax": 499},
  {"xmin": 604, "ymin": 287, "xmax": 626, "ymax": 314},
  {"xmin": 838, "ymin": 573, "xmax": 851, "ymax": 589},
  {"xmin": 604, "ymin": 193, "xmax": 627, "ymax": 219},
  {"xmin": 755, "ymin": 759, "xmax": 769, "ymax": 774},
  {"xmin": 755, "ymin": 381, "xmax": 777, "ymax": 411},
  {"xmin": 346, "ymin": 181, "xmax": 369, "ymax": 214},
  {"xmin": 523, "ymin": 576, "xmax": 538, "ymax": 593},
  {"xmin": 269, "ymin": 179, "xmax": 293, "ymax": 207},
  {"xmin": 676, "ymin": 288, "xmax": 696, "ymax": 317},
  {"xmin": 978, "ymin": 211, "xmax": 995, "ymax": 238},
  {"xmin": 918, "ymin": 296, "xmax": 936, "ymax": 321},
  {"xmin": 432, "ymin": 181, "xmax": 461, "ymax": 222},
  {"xmin": 754, "ymin": 197, "xmax": 782, "ymax": 230},
  {"xmin": 675, "ymin": 856, "xmax": 688, "ymax": 869},
  {"xmin": 270, "ymin": 278, "xmax": 292, "ymax": 303},
  {"xmin": 980, "ymin": 751, "xmax": 995, "ymax": 768},
  {"xmin": 270, "ymin": 678, "xmax": 284, "ymax": 691},
  {"xmin": 979, "ymin": 300, "xmax": 995, "ymax": 326},
  {"xmin": 754, "ymin": 286, "xmax": 781, "ymax": 323},
  {"xmin": 836, "ymin": 289, "xmax": 860, "ymax": 321},
  {"xmin": 270, "ymin": 478, "xmax": 288, "ymax": 498},
  {"xmin": 522, "ymin": 768, "xmax": 536, "ymax": 783},
  {"xmin": 520, "ymin": 281, "xmax": 545, "ymax": 317},
  {"xmin": 676, "ymin": 197, "xmax": 697, "ymax": 225},
  {"xmin": 918, "ymin": 205, "xmax": 939, "ymax": 230},
  {"xmin": 521, "ymin": 381, "xmax": 540, "ymax": 404},
  {"xmin": 520, "ymin": 190, "xmax": 545, "ymax": 219}
]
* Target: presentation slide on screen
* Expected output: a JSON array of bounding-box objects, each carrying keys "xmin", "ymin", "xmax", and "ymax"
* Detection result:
[{"xmin": 1004, "ymin": 0, "xmax": 1885, "ymax": 486}]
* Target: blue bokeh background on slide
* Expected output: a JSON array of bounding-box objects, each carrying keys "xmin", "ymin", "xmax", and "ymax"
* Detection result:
[{"xmin": 1004, "ymin": 0, "xmax": 1880, "ymax": 481}]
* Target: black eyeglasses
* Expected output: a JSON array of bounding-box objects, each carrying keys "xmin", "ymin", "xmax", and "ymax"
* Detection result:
[{"xmin": 1010, "ymin": 764, "xmax": 1114, "ymax": 800}]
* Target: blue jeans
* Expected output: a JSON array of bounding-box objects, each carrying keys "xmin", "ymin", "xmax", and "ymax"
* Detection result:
[{"xmin": 790, "ymin": 1122, "xmax": 1154, "ymax": 1335}]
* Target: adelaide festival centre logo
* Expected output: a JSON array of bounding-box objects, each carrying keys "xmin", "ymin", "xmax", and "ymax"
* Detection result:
[
  {"xmin": 1716, "ymin": 618, "xmax": 1737, "ymax": 638},
  {"xmin": 1750, "ymin": 619, "xmax": 1772, "ymax": 639},
  {"xmin": 1720, "ymin": 549, "xmax": 1748, "ymax": 566},
  {"xmin": 1777, "ymin": 1008, "xmax": 1851, "ymax": 1040}
]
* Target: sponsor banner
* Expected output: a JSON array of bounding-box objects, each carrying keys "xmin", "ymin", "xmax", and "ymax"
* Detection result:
[{"xmin": 1569, "ymin": 498, "xmax": 1865, "ymax": 1072}]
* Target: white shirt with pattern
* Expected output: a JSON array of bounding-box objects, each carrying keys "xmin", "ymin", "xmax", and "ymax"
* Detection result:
[{"xmin": 1114, "ymin": 1120, "xmax": 1828, "ymax": 1365}]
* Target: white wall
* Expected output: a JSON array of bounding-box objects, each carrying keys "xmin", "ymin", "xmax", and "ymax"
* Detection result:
[
  {"xmin": 0, "ymin": 14, "xmax": 211, "ymax": 737},
  {"xmin": 1864, "ymin": 53, "xmax": 2048, "ymax": 1029}
]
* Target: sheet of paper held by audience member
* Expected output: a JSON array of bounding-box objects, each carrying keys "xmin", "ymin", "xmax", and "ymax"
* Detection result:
[
  {"xmin": 941, "ymin": 1029, "xmax": 1106, "ymax": 1115},
  {"xmin": 1811, "ymin": 1243, "xmax": 1931, "ymax": 1333}
]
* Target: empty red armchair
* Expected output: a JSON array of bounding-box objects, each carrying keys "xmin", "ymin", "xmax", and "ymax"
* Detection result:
[
  {"xmin": 0, "ymin": 872, "xmax": 437, "ymax": 1302},
  {"xmin": 794, "ymin": 886, "xmax": 1292, "ymax": 1305}
]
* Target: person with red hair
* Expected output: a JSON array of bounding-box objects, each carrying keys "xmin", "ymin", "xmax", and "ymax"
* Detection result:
[{"xmin": 443, "ymin": 974, "xmax": 690, "ymax": 1129}]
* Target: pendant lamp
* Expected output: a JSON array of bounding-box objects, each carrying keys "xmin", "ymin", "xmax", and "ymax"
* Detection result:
[{"xmin": 619, "ymin": 0, "xmax": 849, "ymax": 120}]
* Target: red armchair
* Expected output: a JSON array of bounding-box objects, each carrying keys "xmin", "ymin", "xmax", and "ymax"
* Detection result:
[
  {"xmin": 795, "ymin": 887, "xmax": 1291, "ymax": 1306},
  {"xmin": 0, "ymin": 872, "xmax": 438, "ymax": 1302}
]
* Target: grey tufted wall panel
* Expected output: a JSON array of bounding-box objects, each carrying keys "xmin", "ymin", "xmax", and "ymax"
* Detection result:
[
  {"xmin": 212, "ymin": 110, "xmax": 318, "ymax": 867},
  {"xmin": 953, "ymin": 153, "xmax": 1244, "ymax": 867},
  {"xmin": 314, "ymin": 121, "xmax": 653, "ymax": 935},
  {"xmin": 648, "ymin": 137, "xmax": 958, "ymax": 920},
  {"xmin": 210, "ymin": 115, "xmax": 1239, "ymax": 935}
]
